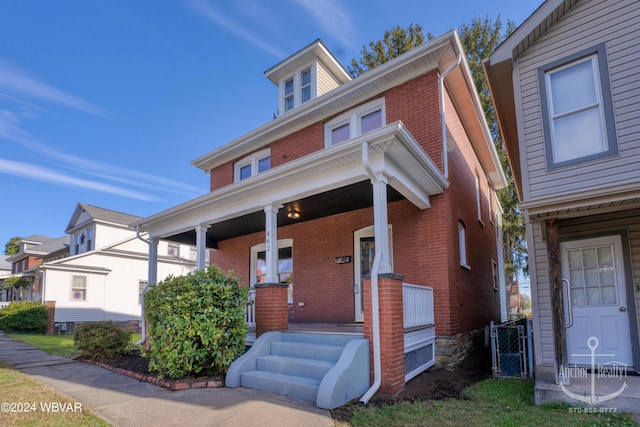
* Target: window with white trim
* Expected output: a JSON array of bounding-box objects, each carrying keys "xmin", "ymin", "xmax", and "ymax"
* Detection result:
[
  {"xmin": 539, "ymin": 45, "xmax": 617, "ymax": 168},
  {"xmin": 475, "ymin": 173, "xmax": 484, "ymax": 226},
  {"xmin": 251, "ymin": 239, "xmax": 293, "ymax": 304},
  {"xmin": 282, "ymin": 67, "xmax": 315, "ymax": 113},
  {"xmin": 234, "ymin": 148, "xmax": 271, "ymax": 182},
  {"xmin": 168, "ymin": 243, "xmax": 180, "ymax": 257},
  {"xmin": 492, "ymin": 259, "xmax": 499, "ymax": 290},
  {"xmin": 459, "ymin": 221, "xmax": 470, "ymax": 270},
  {"xmin": 324, "ymin": 99, "xmax": 385, "ymax": 147},
  {"xmin": 71, "ymin": 275, "xmax": 87, "ymax": 301}
]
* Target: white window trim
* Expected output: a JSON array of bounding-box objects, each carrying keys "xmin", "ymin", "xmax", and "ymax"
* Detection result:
[
  {"xmin": 281, "ymin": 64, "xmax": 317, "ymax": 113},
  {"xmin": 250, "ymin": 239, "xmax": 293, "ymax": 303},
  {"xmin": 492, "ymin": 259, "xmax": 499, "ymax": 291},
  {"xmin": 70, "ymin": 275, "xmax": 87, "ymax": 302},
  {"xmin": 475, "ymin": 172, "xmax": 484, "ymax": 226},
  {"xmin": 234, "ymin": 148, "xmax": 271, "ymax": 182},
  {"xmin": 324, "ymin": 98, "xmax": 386, "ymax": 148},
  {"xmin": 459, "ymin": 221, "xmax": 470, "ymax": 270}
]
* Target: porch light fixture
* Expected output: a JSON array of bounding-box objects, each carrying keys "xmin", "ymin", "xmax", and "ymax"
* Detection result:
[{"xmin": 287, "ymin": 209, "xmax": 300, "ymax": 220}]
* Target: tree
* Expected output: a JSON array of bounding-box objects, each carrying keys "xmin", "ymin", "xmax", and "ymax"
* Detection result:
[
  {"xmin": 520, "ymin": 294, "xmax": 532, "ymax": 312},
  {"xmin": 458, "ymin": 17, "xmax": 528, "ymax": 308},
  {"xmin": 350, "ymin": 20, "xmax": 528, "ymax": 300},
  {"xmin": 348, "ymin": 23, "xmax": 431, "ymax": 78},
  {"xmin": 5, "ymin": 237, "xmax": 21, "ymax": 255}
]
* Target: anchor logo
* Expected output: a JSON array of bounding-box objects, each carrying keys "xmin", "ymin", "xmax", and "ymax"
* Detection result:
[{"xmin": 560, "ymin": 336, "xmax": 628, "ymax": 405}]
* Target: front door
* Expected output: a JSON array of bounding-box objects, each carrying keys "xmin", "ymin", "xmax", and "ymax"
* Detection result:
[
  {"xmin": 561, "ymin": 235, "xmax": 633, "ymax": 367},
  {"xmin": 354, "ymin": 234, "xmax": 375, "ymax": 322},
  {"xmin": 354, "ymin": 226, "xmax": 393, "ymax": 322}
]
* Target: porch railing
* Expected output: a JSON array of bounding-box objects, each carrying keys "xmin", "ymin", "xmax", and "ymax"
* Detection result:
[
  {"xmin": 0, "ymin": 301, "xmax": 11, "ymax": 310},
  {"xmin": 402, "ymin": 283, "xmax": 434, "ymax": 329},
  {"xmin": 245, "ymin": 289, "xmax": 256, "ymax": 329}
]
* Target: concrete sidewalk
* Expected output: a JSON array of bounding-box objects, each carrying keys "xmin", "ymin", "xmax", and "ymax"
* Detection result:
[{"xmin": 0, "ymin": 332, "xmax": 334, "ymax": 427}]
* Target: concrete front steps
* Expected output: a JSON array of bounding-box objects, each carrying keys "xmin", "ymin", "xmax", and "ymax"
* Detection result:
[{"xmin": 226, "ymin": 331, "xmax": 370, "ymax": 409}]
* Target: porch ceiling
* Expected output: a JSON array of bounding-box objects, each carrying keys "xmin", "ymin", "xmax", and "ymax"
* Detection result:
[
  {"xmin": 166, "ymin": 182, "xmax": 405, "ymax": 247},
  {"xmin": 132, "ymin": 122, "xmax": 448, "ymax": 246}
]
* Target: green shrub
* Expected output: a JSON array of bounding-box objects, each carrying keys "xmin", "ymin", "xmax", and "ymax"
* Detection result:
[
  {"xmin": 74, "ymin": 321, "xmax": 132, "ymax": 359},
  {"xmin": 144, "ymin": 266, "xmax": 249, "ymax": 379},
  {"xmin": 0, "ymin": 301, "xmax": 48, "ymax": 333}
]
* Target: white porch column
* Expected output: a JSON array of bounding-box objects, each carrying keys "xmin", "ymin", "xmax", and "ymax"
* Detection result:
[
  {"xmin": 372, "ymin": 174, "xmax": 392, "ymax": 273},
  {"xmin": 148, "ymin": 237, "xmax": 159, "ymax": 286},
  {"xmin": 195, "ymin": 223, "xmax": 208, "ymax": 270},
  {"xmin": 264, "ymin": 203, "xmax": 280, "ymax": 283}
]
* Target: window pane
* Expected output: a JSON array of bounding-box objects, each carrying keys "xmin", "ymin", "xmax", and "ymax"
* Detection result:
[
  {"xmin": 258, "ymin": 156, "xmax": 270, "ymax": 173},
  {"xmin": 284, "ymin": 78, "xmax": 294, "ymax": 95},
  {"xmin": 552, "ymin": 108, "xmax": 605, "ymax": 163},
  {"xmin": 331, "ymin": 123, "xmax": 350, "ymax": 145},
  {"xmin": 550, "ymin": 59, "xmax": 597, "ymax": 115},
  {"xmin": 301, "ymin": 86, "xmax": 311, "ymax": 103},
  {"xmin": 600, "ymin": 286, "xmax": 617, "ymax": 305},
  {"xmin": 586, "ymin": 286, "xmax": 600, "ymax": 305},
  {"xmin": 361, "ymin": 110, "xmax": 382, "ymax": 134},
  {"xmin": 285, "ymin": 95, "xmax": 294, "ymax": 111},
  {"xmin": 568, "ymin": 250, "xmax": 582, "ymax": 268},
  {"xmin": 301, "ymin": 69, "xmax": 311, "ymax": 86},
  {"xmin": 240, "ymin": 164, "xmax": 252, "ymax": 180}
]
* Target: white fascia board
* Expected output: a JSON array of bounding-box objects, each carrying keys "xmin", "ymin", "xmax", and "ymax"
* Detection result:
[{"xmin": 191, "ymin": 32, "xmax": 455, "ymax": 172}]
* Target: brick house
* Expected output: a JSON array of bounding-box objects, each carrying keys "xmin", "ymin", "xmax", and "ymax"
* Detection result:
[{"xmin": 133, "ymin": 31, "xmax": 507, "ymax": 408}]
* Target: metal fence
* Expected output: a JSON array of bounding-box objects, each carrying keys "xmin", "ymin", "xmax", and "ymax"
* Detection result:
[{"xmin": 490, "ymin": 318, "xmax": 533, "ymax": 379}]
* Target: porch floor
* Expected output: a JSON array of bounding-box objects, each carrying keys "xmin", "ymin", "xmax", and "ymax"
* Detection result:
[
  {"xmin": 246, "ymin": 323, "xmax": 364, "ymax": 345},
  {"xmin": 535, "ymin": 366, "xmax": 640, "ymax": 421}
]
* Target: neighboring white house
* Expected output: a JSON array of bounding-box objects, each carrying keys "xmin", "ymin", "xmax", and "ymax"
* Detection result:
[{"xmin": 36, "ymin": 203, "xmax": 197, "ymax": 331}]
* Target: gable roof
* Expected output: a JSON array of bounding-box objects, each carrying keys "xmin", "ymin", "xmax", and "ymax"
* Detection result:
[
  {"xmin": 193, "ymin": 30, "xmax": 506, "ymax": 189},
  {"xmin": 483, "ymin": 0, "xmax": 580, "ymax": 197},
  {"xmin": 32, "ymin": 236, "xmax": 70, "ymax": 255},
  {"xmin": 66, "ymin": 203, "xmax": 143, "ymax": 233}
]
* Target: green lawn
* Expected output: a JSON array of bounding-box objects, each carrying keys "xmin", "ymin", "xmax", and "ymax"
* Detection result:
[
  {"xmin": 6, "ymin": 333, "xmax": 142, "ymax": 358},
  {"xmin": 344, "ymin": 379, "xmax": 638, "ymax": 426},
  {"xmin": 0, "ymin": 360, "xmax": 111, "ymax": 427}
]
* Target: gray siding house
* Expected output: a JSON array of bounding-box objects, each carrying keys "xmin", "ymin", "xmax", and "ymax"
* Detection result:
[{"xmin": 484, "ymin": 0, "xmax": 640, "ymax": 411}]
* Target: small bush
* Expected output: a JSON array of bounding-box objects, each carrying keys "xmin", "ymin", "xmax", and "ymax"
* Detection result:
[
  {"xmin": 0, "ymin": 301, "xmax": 48, "ymax": 333},
  {"xmin": 144, "ymin": 266, "xmax": 249, "ymax": 379},
  {"xmin": 74, "ymin": 321, "xmax": 132, "ymax": 359}
]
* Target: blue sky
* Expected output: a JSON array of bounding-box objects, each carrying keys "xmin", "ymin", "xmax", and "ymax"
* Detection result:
[{"xmin": 0, "ymin": 0, "xmax": 541, "ymax": 250}]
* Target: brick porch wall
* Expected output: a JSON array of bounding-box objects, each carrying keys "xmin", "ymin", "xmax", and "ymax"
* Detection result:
[{"xmin": 363, "ymin": 274, "xmax": 405, "ymax": 396}]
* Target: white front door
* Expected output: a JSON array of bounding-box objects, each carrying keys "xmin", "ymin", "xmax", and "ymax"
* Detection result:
[
  {"xmin": 561, "ymin": 235, "xmax": 633, "ymax": 367},
  {"xmin": 354, "ymin": 230, "xmax": 375, "ymax": 323}
]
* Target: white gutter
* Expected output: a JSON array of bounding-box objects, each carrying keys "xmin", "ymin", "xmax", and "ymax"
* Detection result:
[
  {"xmin": 135, "ymin": 226, "xmax": 152, "ymax": 345},
  {"xmin": 438, "ymin": 52, "xmax": 462, "ymax": 179},
  {"xmin": 359, "ymin": 141, "xmax": 382, "ymax": 405}
]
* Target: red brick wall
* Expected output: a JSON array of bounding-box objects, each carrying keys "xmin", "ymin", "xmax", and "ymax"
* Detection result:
[
  {"xmin": 207, "ymin": 69, "xmax": 501, "ymax": 335},
  {"xmin": 440, "ymin": 88, "xmax": 501, "ymax": 335}
]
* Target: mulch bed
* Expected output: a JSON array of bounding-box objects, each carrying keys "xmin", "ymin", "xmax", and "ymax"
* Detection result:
[
  {"xmin": 77, "ymin": 350, "xmax": 225, "ymax": 391},
  {"xmin": 80, "ymin": 346, "xmax": 492, "ymax": 423},
  {"xmin": 330, "ymin": 346, "xmax": 493, "ymax": 422}
]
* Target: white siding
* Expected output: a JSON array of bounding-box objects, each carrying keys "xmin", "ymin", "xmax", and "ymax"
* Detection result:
[
  {"xmin": 94, "ymin": 223, "xmax": 136, "ymax": 249},
  {"xmin": 517, "ymin": 0, "xmax": 640, "ymax": 203},
  {"xmin": 530, "ymin": 221, "xmax": 555, "ymax": 367},
  {"xmin": 317, "ymin": 62, "xmax": 342, "ymax": 97}
]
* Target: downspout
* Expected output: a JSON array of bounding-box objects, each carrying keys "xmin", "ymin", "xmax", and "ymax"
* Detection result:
[
  {"xmin": 135, "ymin": 226, "xmax": 152, "ymax": 345},
  {"xmin": 39, "ymin": 268, "xmax": 46, "ymax": 304},
  {"xmin": 360, "ymin": 141, "xmax": 383, "ymax": 405},
  {"xmin": 439, "ymin": 52, "xmax": 462, "ymax": 179}
]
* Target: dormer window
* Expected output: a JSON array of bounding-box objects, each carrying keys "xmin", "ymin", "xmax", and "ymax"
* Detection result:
[
  {"xmin": 234, "ymin": 148, "xmax": 271, "ymax": 182},
  {"xmin": 301, "ymin": 68, "xmax": 311, "ymax": 103},
  {"xmin": 266, "ymin": 40, "xmax": 351, "ymax": 115},
  {"xmin": 324, "ymin": 99, "xmax": 385, "ymax": 147},
  {"xmin": 284, "ymin": 77, "xmax": 294, "ymax": 111},
  {"xmin": 283, "ymin": 68, "xmax": 314, "ymax": 113}
]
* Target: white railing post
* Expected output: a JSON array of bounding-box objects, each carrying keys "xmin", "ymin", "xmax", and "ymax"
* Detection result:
[{"xmin": 245, "ymin": 289, "xmax": 256, "ymax": 328}]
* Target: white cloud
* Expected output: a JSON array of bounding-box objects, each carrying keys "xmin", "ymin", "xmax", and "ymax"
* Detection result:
[
  {"xmin": 0, "ymin": 158, "xmax": 161, "ymax": 201},
  {"xmin": 0, "ymin": 58, "xmax": 108, "ymax": 119},
  {"xmin": 12, "ymin": 138, "xmax": 203, "ymax": 198},
  {"xmin": 186, "ymin": 0, "xmax": 286, "ymax": 58}
]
